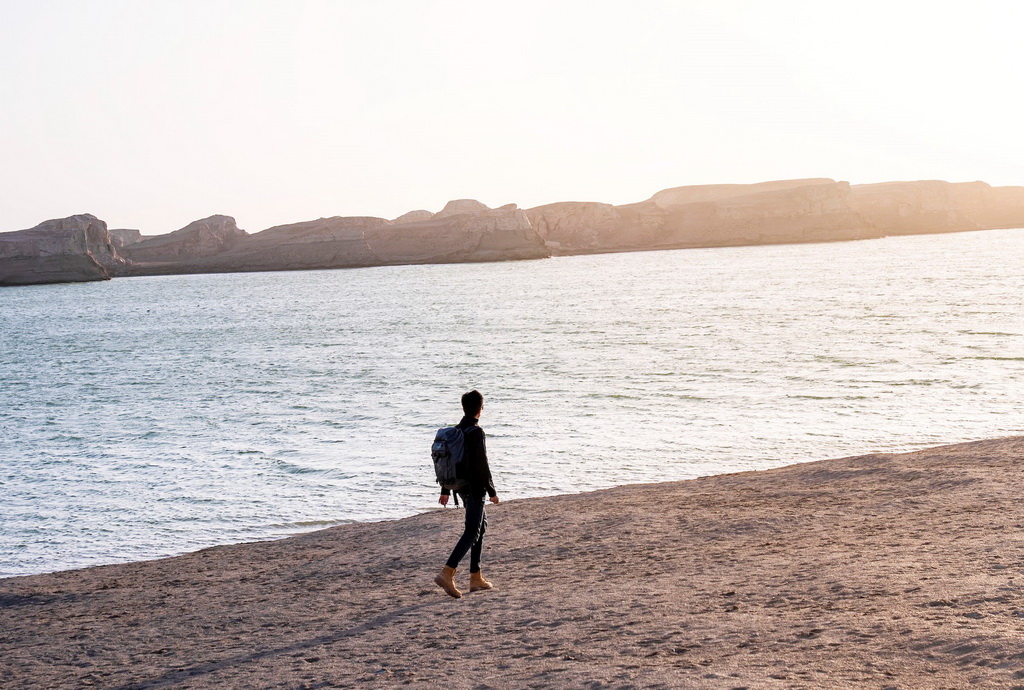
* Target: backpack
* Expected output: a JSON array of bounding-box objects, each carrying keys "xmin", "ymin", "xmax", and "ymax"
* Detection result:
[{"xmin": 432, "ymin": 425, "xmax": 469, "ymax": 495}]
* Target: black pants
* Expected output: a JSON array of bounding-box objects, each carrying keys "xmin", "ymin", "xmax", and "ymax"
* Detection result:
[{"xmin": 445, "ymin": 493, "xmax": 487, "ymax": 572}]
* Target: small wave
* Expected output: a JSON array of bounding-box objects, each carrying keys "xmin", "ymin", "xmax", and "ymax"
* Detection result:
[
  {"xmin": 269, "ymin": 459, "xmax": 356, "ymax": 480},
  {"xmin": 868, "ymin": 379, "xmax": 945, "ymax": 386},
  {"xmin": 813, "ymin": 356, "xmax": 864, "ymax": 368},
  {"xmin": 272, "ymin": 460, "xmax": 322, "ymax": 475},
  {"xmin": 265, "ymin": 519, "xmax": 352, "ymax": 530},
  {"xmin": 321, "ymin": 420, "xmax": 360, "ymax": 429},
  {"xmin": 958, "ymin": 330, "xmax": 1020, "ymax": 337}
]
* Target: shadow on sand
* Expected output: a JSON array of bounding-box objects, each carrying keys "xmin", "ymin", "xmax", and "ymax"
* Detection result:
[{"xmin": 116, "ymin": 600, "xmax": 441, "ymax": 689}]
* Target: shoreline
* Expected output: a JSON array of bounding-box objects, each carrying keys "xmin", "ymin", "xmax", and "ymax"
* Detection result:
[
  {"xmin": 3, "ymin": 431, "xmax": 997, "ymax": 582},
  {"xmin": 3, "ymin": 436, "xmax": 1024, "ymax": 687},
  {"xmin": 9, "ymin": 221, "xmax": 1024, "ymax": 291}
]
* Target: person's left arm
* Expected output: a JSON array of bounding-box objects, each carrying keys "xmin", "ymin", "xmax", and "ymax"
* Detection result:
[{"xmin": 479, "ymin": 430, "xmax": 498, "ymax": 502}]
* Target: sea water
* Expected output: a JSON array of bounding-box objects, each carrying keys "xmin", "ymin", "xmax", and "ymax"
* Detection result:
[{"xmin": 1, "ymin": 228, "xmax": 1022, "ymax": 577}]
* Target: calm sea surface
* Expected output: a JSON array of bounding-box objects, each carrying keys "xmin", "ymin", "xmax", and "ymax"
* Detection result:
[{"xmin": 2, "ymin": 229, "xmax": 1022, "ymax": 577}]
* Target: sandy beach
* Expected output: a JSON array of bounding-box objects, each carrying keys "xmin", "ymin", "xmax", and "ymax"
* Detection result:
[{"xmin": 2, "ymin": 436, "xmax": 1023, "ymax": 688}]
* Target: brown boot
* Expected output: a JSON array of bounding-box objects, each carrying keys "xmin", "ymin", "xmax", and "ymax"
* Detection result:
[
  {"xmin": 434, "ymin": 566, "xmax": 462, "ymax": 599},
  {"xmin": 469, "ymin": 570, "xmax": 494, "ymax": 592}
]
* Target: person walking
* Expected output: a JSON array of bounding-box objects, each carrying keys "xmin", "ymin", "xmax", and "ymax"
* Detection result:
[{"xmin": 434, "ymin": 389, "xmax": 499, "ymax": 599}]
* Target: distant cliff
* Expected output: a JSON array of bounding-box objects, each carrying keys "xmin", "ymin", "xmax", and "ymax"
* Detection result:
[
  {"xmin": 525, "ymin": 179, "xmax": 1024, "ymax": 256},
  {"xmin": 849, "ymin": 181, "xmax": 1024, "ymax": 235},
  {"xmin": 526, "ymin": 179, "xmax": 876, "ymax": 255},
  {"xmin": 3, "ymin": 179, "xmax": 1023, "ymax": 286},
  {"xmin": 0, "ymin": 214, "xmax": 128, "ymax": 286},
  {"xmin": 122, "ymin": 215, "xmax": 247, "ymax": 264},
  {"xmin": 366, "ymin": 202, "xmax": 547, "ymax": 265},
  {"xmin": 121, "ymin": 201, "xmax": 549, "ymax": 277}
]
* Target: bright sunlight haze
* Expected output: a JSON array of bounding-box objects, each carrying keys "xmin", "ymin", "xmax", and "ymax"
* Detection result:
[{"xmin": 1, "ymin": 0, "xmax": 1020, "ymax": 234}]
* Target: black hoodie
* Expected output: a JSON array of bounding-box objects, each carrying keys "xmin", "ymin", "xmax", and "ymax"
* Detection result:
[{"xmin": 440, "ymin": 415, "xmax": 497, "ymax": 499}]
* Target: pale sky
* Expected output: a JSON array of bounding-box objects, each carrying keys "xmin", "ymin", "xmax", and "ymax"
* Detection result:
[{"xmin": 2, "ymin": 0, "xmax": 1022, "ymax": 235}]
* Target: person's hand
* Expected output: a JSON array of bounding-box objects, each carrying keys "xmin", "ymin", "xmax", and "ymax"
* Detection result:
[
  {"xmin": 489, "ymin": 495, "xmax": 500, "ymax": 505},
  {"xmin": 439, "ymin": 494, "xmax": 449, "ymax": 506}
]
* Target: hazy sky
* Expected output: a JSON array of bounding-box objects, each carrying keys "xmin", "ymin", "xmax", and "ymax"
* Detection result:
[{"xmin": 2, "ymin": 1, "xmax": 1021, "ymax": 234}]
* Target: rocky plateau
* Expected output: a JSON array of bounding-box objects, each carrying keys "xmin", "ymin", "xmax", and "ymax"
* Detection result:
[{"xmin": 3, "ymin": 179, "xmax": 1023, "ymax": 286}]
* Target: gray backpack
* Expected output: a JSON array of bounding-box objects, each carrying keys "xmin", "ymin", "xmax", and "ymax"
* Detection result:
[{"xmin": 431, "ymin": 426, "xmax": 469, "ymax": 494}]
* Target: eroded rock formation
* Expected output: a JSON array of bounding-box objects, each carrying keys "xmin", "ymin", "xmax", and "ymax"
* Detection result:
[
  {"xmin": 0, "ymin": 214, "xmax": 128, "ymax": 286},
  {"xmin": 4, "ymin": 179, "xmax": 1023, "ymax": 286},
  {"xmin": 435, "ymin": 199, "xmax": 491, "ymax": 219},
  {"xmin": 126, "ymin": 202, "xmax": 548, "ymax": 276},
  {"xmin": 392, "ymin": 210, "xmax": 434, "ymax": 225},
  {"xmin": 962, "ymin": 184, "xmax": 1024, "ymax": 229},
  {"xmin": 109, "ymin": 228, "xmax": 143, "ymax": 251},
  {"xmin": 526, "ymin": 179, "xmax": 1024, "ymax": 257},
  {"xmin": 122, "ymin": 215, "xmax": 247, "ymax": 264},
  {"xmin": 850, "ymin": 181, "xmax": 1024, "ymax": 235},
  {"xmin": 368, "ymin": 202, "xmax": 547, "ymax": 264},
  {"xmin": 527, "ymin": 179, "xmax": 875, "ymax": 255},
  {"xmin": 193, "ymin": 216, "xmax": 390, "ymax": 273}
]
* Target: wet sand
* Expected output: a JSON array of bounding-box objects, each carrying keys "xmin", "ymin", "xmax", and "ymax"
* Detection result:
[{"xmin": 2, "ymin": 437, "xmax": 1023, "ymax": 688}]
